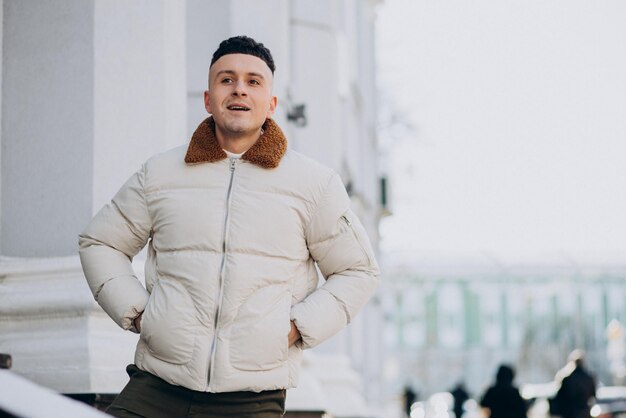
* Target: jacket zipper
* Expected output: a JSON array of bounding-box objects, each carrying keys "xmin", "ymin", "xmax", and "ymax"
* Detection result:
[
  {"xmin": 341, "ymin": 214, "xmax": 372, "ymax": 266},
  {"xmin": 207, "ymin": 158, "xmax": 237, "ymax": 389}
]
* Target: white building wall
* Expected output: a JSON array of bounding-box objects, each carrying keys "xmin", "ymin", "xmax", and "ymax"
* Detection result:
[
  {"xmin": 1, "ymin": 0, "xmax": 95, "ymax": 257},
  {"xmin": 0, "ymin": 0, "xmax": 3, "ymax": 244},
  {"xmin": 1, "ymin": 1, "xmax": 383, "ymax": 415},
  {"xmin": 0, "ymin": 0, "xmax": 187, "ymax": 394},
  {"xmin": 93, "ymin": 0, "xmax": 187, "ymax": 213},
  {"xmin": 290, "ymin": 0, "xmax": 343, "ymax": 171},
  {"xmin": 385, "ymin": 265, "xmax": 626, "ymax": 401}
]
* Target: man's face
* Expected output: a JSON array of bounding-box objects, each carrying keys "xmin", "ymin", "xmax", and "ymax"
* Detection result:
[{"xmin": 205, "ymin": 53, "xmax": 277, "ymax": 139}]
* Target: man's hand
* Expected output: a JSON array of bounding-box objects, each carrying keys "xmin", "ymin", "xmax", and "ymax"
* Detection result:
[
  {"xmin": 288, "ymin": 320, "xmax": 301, "ymax": 347},
  {"xmin": 133, "ymin": 313, "xmax": 143, "ymax": 332}
]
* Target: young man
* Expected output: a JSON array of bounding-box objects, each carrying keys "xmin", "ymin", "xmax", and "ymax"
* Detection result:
[{"xmin": 79, "ymin": 36, "xmax": 380, "ymax": 418}]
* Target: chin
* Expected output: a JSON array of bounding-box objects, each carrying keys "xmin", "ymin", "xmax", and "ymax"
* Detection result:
[
  {"xmin": 225, "ymin": 121, "xmax": 261, "ymax": 134},
  {"xmin": 228, "ymin": 125, "xmax": 252, "ymax": 134}
]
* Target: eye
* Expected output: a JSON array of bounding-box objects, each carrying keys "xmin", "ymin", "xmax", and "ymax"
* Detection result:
[
  {"xmin": 249, "ymin": 79, "xmax": 261, "ymax": 86},
  {"xmin": 221, "ymin": 77, "xmax": 233, "ymax": 84}
]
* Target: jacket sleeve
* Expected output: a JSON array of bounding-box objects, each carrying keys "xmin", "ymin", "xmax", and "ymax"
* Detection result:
[
  {"xmin": 290, "ymin": 173, "xmax": 380, "ymax": 349},
  {"xmin": 78, "ymin": 165, "xmax": 152, "ymax": 332}
]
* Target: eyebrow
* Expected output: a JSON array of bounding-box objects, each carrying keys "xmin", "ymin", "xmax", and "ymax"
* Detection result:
[{"xmin": 215, "ymin": 70, "xmax": 266, "ymax": 80}]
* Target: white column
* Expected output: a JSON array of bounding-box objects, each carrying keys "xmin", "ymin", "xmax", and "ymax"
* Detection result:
[
  {"xmin": 289, "ymin": 0, "xmax": 343, "ymax": 169},
  {"xmin": 0, "ymin": 0, "xmax": 186, "ymax": 394},
  {"xmin": 1, "ymin": 0, "xmax": 96, "ymax": 257},
  {"xmin": 93, "ymin": 0, "xmax": 187, "ymax": 211}
]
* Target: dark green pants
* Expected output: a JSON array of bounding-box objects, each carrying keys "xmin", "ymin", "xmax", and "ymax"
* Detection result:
[{"xmin": 107, "ymin": 365, "xmax": 286, "ymax": 418}]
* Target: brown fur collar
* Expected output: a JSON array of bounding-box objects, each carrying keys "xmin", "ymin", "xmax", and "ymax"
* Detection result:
[{"xmin": 184, "ymin": 117, "xmax": 287, "ymax": 169}]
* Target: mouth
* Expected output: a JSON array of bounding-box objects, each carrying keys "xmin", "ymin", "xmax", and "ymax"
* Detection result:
[{"xmin": 226, "ymin": 104, "xmax": 251, "ymax": 112}]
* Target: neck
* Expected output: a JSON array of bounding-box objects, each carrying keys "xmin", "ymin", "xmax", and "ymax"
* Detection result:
[{"xmin": 215, "ymin": 126, "xmax": 262, "ymax": 154}]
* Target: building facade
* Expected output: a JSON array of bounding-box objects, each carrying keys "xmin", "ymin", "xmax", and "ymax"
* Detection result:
[
  {"xmin": 383, "ymin": 258, "xmax": 626, "ymax": 399},
  {"xmin": 0, "ymin": 1, "xmax": 385, "ymax": 416}
]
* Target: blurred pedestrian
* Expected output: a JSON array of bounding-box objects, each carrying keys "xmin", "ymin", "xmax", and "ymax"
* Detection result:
[
  {"xmin": 403, "ymin": 385, "xmax": 417, "ymax": 418},
  {"xmin": 550, "ymin": 349, "xmax": 596, "ymax": 418},
  {"xmin": 480, "ymin": 364, "xmax": 527, "ymax": 418},
  {"xmin": 451, "ymin": 381, "xmax": 470, "ymax": 418}
]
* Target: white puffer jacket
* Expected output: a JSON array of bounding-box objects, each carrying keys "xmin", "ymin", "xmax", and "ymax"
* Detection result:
[{"xmin": 79, "ymin": 118, "xmax": 379, "ymax": 393}]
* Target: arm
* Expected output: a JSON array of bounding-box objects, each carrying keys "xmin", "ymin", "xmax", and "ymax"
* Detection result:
[
  {"xmin": 290, "ymin": 173, "xmax": 380, "ymax": 349},
  {"xmin": 78, "ymin": 165, "xmax": 152, "ymax": 332}
]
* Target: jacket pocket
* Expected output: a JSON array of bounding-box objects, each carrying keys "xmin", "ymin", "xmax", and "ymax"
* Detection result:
[
  {"xmin": 140, "ymin": 280, "xmax": 197, "ymax": 365},
  {"xmin": 340, "ymin": 211, "xmax": 373, "ymax": 266},
  {"xmin": 230, "ymin": 284, "xmax": 291, "ymax": 371}
]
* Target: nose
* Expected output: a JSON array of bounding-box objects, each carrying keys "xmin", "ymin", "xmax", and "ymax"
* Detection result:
[{"xmin": 232, "ymin": 79, "xmax": 247, "ymax": 96}]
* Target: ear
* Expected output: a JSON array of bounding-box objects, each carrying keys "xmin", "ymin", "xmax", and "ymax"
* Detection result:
[
  {"xmin": 266, "ymin": 96, "xmax": 277, "ymax": 119},
  {"xmin": 204, "ymin": 90, "xmax": 212, "ymax": 114}
]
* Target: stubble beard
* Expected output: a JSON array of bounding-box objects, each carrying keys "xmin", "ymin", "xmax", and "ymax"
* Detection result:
[
  {"xmin": 221, "ymin": 116, "xmax": 262, "ymax": 137},
  {"xmin": 216, "ymin": 118, "xmax": 263, "ymax": 143}
]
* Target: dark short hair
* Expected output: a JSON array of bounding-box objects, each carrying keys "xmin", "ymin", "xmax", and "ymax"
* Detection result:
[
  {"xmin": 210, "ymin": 36, "xmax": 275, "ymax": 74},
  {"xmin": 496, "ymin": 364, "xmax": 515, "ymax": 385}
]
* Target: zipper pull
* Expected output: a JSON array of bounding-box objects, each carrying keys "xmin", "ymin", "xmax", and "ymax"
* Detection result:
[
  {"xmin": 230, "ymin": 159, "xmax": 236, "ymax": 171},
  {"xmin": 341, "ymin": 215, "xmax": 352, "ymax": 226}
]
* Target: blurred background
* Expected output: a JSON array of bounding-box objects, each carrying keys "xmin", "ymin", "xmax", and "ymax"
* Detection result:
[
  {"xmin": 378, "ymin": 1, "xmax": 626, "ymax": 417},
  {"xmin": 0, "ymin": 1, "xmax": 625, "ymax": 418}
]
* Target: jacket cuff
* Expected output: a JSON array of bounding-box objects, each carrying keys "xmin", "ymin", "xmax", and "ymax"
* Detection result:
[
  {"xmin": 290, "ymin": 288, "xmax": 347, "ymax": 349},
  {"xmin": 96, "ymin": 275, "xmax": 149, "ymax": 331}
]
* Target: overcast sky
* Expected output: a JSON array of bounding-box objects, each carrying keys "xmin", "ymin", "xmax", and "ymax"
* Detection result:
[{"xmin": 376, "ymin": 0, "xmax": 626, "ymax": 264}]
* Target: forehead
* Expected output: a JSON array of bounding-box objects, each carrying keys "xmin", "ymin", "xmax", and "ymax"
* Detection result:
[{"xmin": 209, "ymin": 53, "xmax": 273, "ymax": 81}]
